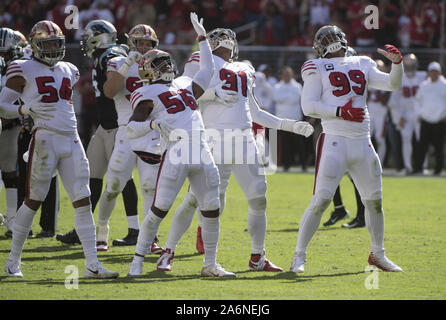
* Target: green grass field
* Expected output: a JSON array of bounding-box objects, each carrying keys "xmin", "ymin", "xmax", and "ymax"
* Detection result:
[{"xmin": 0, "ymin": 171, "xmax": 445, "ymax": 300}]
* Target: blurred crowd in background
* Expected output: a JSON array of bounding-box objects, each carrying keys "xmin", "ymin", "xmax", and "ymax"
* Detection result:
[{"xmin": 1, "ymin": 0, "xmax": 445, "ymax": 173}]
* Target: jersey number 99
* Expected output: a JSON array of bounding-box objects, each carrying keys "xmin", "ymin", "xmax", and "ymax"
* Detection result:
[{"xmin": 329, "ymin": 70, "xmax": 366, "ymax": 97}]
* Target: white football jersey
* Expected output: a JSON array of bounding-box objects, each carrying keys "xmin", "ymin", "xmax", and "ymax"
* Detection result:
[
  {"xmin": 198, "ymin": 55, "xmax": 255, "ymax": 130},
  {"xmin": 107, "ymin": 56, "xmax": 161, "ymax": 154},
  {"xmin": 130, "ymin": 76, "xmax": 205, "ymax": 143},
  {"xmin": 388, "ymin": 71, "xmax": 426, "ymax": 119},
  {"xmin": 367, "ymin": 89, "xmax": 388, "ymax": 118},
  {"xmin": 302, "ymin": 55, "xmax": 386, "ymax": 138},
  {"xmin": 5, "ymin": 59, "xmax": 79, "ymax": 134}
]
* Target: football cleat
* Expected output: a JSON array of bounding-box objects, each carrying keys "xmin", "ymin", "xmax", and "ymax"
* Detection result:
[
  {"xmin": 196, "ymin": 226, "xmax": 204, "ymax": 254},
  {"xmin": 290, "ymin": 252, "xmax": 306, "ymax": 273},
  {"xmin": 148, "ymin": 236, "xmax": 164, "ymax": 254},
  {"xmin": 201, "ymin": 264, "xmax": 236, "ymax": 278},
  {"xmin": 127, "ymin": 259, "xmax": 143, "ymax": 278},
  {"xmin": 157, "ymin": 248, "xmax": 174, "ymax": 271},
  {"xmin": 368, "ymin": 252, "xmax": 403, "ymax": 272},
  {"xmin": 36, "ymin": 230, "xmax": 55, "ymax": 238},
  {"xmin": 96, "ymin": 241, "xmax": 109, "ymax": 252},
  {"xmin": 5, "ymin": 259, "xmax": 23, "ymax": 277},
  {"xmin": 249, "ymin": 251, "xmax": 283, "ymax": 272},
  {"xmin": 342, "ymin": 216, "xmax": 365, "ymax": 228},
  {"xmin": 112, "ymin": 228, "xmax": 139, "ymax": 246},
  {"xmin": 5, "ymin": 229, "xmax": 33, "ymax": 238},
  {"xmin": 323, "ymin": 208, "xmax": 349, "ymax": 227},
  {"xmin": 84, "ymin": 262, "xmax": 119, "ymax": 279},
  {"xmin": 56, "ymin": 229, "xmax": 81, "ymax": 244}
]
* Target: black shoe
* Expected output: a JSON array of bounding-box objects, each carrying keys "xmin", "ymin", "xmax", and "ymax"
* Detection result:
[
  {"xmin": 5, "ymin": 229, "xmax": 33, "ymax": 238},
  {"xmin": 36, "ymin": 230, "xmax": 55, "ymax": 238},
  {"xmin": 342, "ymin": 216, "xmax": 365, "ymax": 228},
  {"xmin": 56, "ymin": 229, "xmax": 81, "ymax": 244},
  {"xmin": 112, "ymin": 228, "xmax": 139, "ymax": 246},
  {"xmin": 323, "ymin": 209, "xmax": 349, "ymax": 227}
]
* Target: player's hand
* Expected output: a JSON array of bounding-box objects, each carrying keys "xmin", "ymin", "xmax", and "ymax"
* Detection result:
[
  {"xmin": 150, "ymin": 119, "xmax": 175, "ymax": 140},
  {"xmin": 215, "ymin": 80, "xmax": 238, "ymax": 106},
  {"xmin": 19, "ymin": 94, "xmax": 56, "ymax": 120},
  {"xmin": 281, "ymin": 119, "xmax": 314, "ymax": 137},
  {"xmin": 190, "ymin": 12, "xmax": 206, "ymax": 37},
  {"xmin": 127, "ymin": 51, "xmax": 143, "ymax": 65},
  {"xmin": 339, "ymin": 99, "xmax": 365, "ymax": 122},
  {"xmin": 377, "ymin": 44, "xmax": 402, "ymax": 64}
]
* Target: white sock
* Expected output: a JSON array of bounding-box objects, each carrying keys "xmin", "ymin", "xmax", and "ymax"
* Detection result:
[
  {"xmin": 363, "ymin": 199, "xmax": 385, "ymax": 254},
  {"xmin": 127, "ymin": 215, "xmax": 139, "ymax": 230},
  {"xmin": 295, "ymin": 196, "xmax": 330, "ymax": 254},
  {"xmin": 247, "ymin": 208, "xmax": 266, "ymax": 255},
  {"xmin": 201, "ymin": 214, "xmax": 220, "ymax": 267},
  {"xmin": 9, "ymin": 204, "xmax": 36, "ymax": 263},
  {"xmin": 5, "ymin": 188, "xmax": 18, "ymax": 223},
  {"xmin": 165, "ymin": 193, "xmax": 198, "ymax": 251},
  {"xmin": 74, "ymin": 205, "xmax": 98, "ymax": 267},
  {"xmin": 98, "ymin": 191, "xmax": 117, "ymax": 228},
  {"xmin": 135, "ymin": 209, "xmax": 163, "ymax": 256}
]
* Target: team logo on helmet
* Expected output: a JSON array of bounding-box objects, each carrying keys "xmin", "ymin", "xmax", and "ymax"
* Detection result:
[
  {"xmin": 127, "ymin": 24, "xmax": 159, "ymax": 54},
  {"xmin": 313, "ymin": 25, "xmax": 348, "ymax": 58},
  {"xmin": 138, "ymin": 49, "xmax": 178, "ymax": 83},
  {"xmin": 29, "ymin": 21, "xmax": 65, "ymax": 66},
  {"xmin": 206, "ymin": 28, "xmax": 238, "ymax": 60},
  {"xmin": 80, "ymin": 20, "xmax": 117, "ymax": 58},
  {"xmin": 0, "ymin": 27, "xmax": 23, "ymax": 62}
]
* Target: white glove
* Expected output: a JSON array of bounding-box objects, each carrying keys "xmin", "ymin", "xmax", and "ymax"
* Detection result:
[
  {"xmin": 281, "ymin": 119, "xmax": 314, "ymax": 138},
  {"xmin": 215, "ymin": 80, "xmax": 238, "ymax": 106},
  {"xmin": 127, "ymin": 120, "xmax": 152, "ymax": 139},
  {"xmin": 190, "ymin": 12, "xmax": 206, "ymax": 37},
  {"xmin": 150, "ymin": 119, "xmax": 175, "ymax": 140},
  {"xmin": 19, "ymin": 95, "xmax": 56, "ymax": 120},
  {"xmin": 118, "ymin": 51, "xmax": 143, "ymax": 76}
]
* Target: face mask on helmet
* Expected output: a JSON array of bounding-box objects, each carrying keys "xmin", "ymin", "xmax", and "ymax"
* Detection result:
[
  {"xmin": 139, "ymin": 51, "xmax": 177, "ymax": 83},
  {"xmin": 80, "ymin": 20, "xmax": 117, "ymax": 58},
  {"xmin": 127, "ymin": 24, "xmax": 159, "ymax": 55},
  {"xmin": 29, "ymin": 21, "xmax": 65, "ymax": 66},
  {"xmin": 207, "ymin": 28, "xmax": 238, "ymax": 60},
  {"xmin": 0, "ymin": 28, "xmax": 21, "ymax": 63},
  {"xmin": 313, "ymin": 26, "xmax": 348, "ymax": 58},
  {"xmin": 403, "ymin": 54, "xmax": 418, "ymax": 77}
]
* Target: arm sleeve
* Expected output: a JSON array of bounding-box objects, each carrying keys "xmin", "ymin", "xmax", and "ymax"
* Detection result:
[
  {"xmin": 248, "ymin": 85, "xmax": 282, "ymax": 129},
  {"xmin": 5, "ymin": 61, "xmax": 24, "ymax": 82},
  {"xmin": 301, "ymin": 72, "xmax": 338, "ymax": 119},
  {"xmin": 192, "ymin": 40, "xmax": 214, "ymax": 91},
  {"xmin": 368, "ymin": 61, "xmax": 403, "ymax": 91},
  {"xmin": 0, "ymin": 86, "xmax": 21, "ymax": 119}
]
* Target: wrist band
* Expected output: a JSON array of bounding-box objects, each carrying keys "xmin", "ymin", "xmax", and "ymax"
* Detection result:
[
  {"xmin": 197, "ymin": 35, "xmax": 206, "ymax": 42},
  {"xmin": 336, "ymin": 107, "xmax": 341, "ymax": 117}
]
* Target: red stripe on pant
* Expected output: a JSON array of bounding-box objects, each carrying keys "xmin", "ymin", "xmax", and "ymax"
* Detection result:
[
  {"xmin": 313, "ymin": 133, "xmax": 325, "ymax": 195},
  {"xmin": 151, "ymin": 151, "xmax": 167, "ymax": 208},
  {"xmin": 26, "ymin": 131, "xmax": 37, "ymax": 201}
]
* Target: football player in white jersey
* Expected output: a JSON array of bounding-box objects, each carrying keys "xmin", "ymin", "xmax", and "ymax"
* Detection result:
[
  {"xmin": 388, "ymin": 54, "xmax": 426, "ymax": 174},
  {"xmin": 368, "ymin": 59, "xmax": 390, "ymax": 164},
  {"xmin": 290, "ymin": 25, "xmax": 403, "ymax": 273},
  {"xmin": 0, "ymin": 27, "xmax": 23, "ymax": 236},
  {"xmin": 1, "ymin": 21, "xmax": 118, "ymax": 278},
  {"xmin": 155, "ymin": 27, "xmax": 313, "ymax": 273},
  {"xmin": 126, "ymin": 13, "xmax": 235, "ymax": 278},
  {"xmin": 96, "ymin": 24, "xmax": 163, "ymax": 252}
]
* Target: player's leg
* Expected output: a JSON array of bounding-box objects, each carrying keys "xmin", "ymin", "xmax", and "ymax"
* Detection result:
[
  {"xmin": 128, "ymin": 153, "xmax": 187, "ymax": 277},
  {"xmin": 97, "ymin": 132, "xmax": 137, "ymax": 249},
  {"xmin": 0, "ymin": 125, "xmax": 20, "ymax": 235},
  {"xmin": 37, "ymin": 175, "xmax": 59, "ymax": 237},
  {"xmin": 348, "ymin": 139, "xmax": 402, "ymax": 272},
  {"xmin": 6, "ymin": 130, "xmax": 56, "ymax": 277},
  {"xmin": 323, "ymin": 185, "xmax": 350, "ymax": 227},
  {"xmin": 432, "ymin": 122, "xmax": 444, "ymax": 175},
  {"xmin": 375, "ymin": 114, "xmax": 387, "ymax": 164},
  {"xmin": 59, "ymin": 136, "xmax": 118, "ymax": 278},
  {"xmin": 399, "ymin": 119, "xmax": 413, "ymax": 173},
  {"xmin": 342, "ymin": 177, "xmax": 366, "ymax": 228},
  {"xmin": 291, "ymin": 134, "xmax": 346, "ymax": 273}
]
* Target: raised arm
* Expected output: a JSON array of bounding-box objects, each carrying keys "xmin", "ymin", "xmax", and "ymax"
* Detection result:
[
  {"xmin": 369, "ymin": 44, "xmax": 403, "ymax": 91},
  {"xmin": 189, "ymin": 12, "xmax": 214, "ymax": 100}
]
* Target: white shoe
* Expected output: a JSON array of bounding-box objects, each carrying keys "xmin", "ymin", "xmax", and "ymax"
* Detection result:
[
  {"xmin": 84, "ymin": 262, "xmax": 119, "ymax": 279},
  {"xmin": 127, "ymin": 259, "xmax": 143, "ymax": 278},
  {"xmin": 0, "ymin": 213, "xmax": 4, "ymax": 226},
  {"xmin": 201, "ymin": 263, "xmax": 236, "ymax": 278},
  {"xmin": 290, "ymin": 252, "xmax": 306, "ymax": 273},
  {"xmin": 368, "ymin": 252, "xmax": 402, "ymax": 272},
  {"xmin": 157, "ymin": 248, "xmax": 174, "ymax": 271},
  {"xmin": 5, "ymin": 259, "xmax": 23, "ymax": 277}
]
